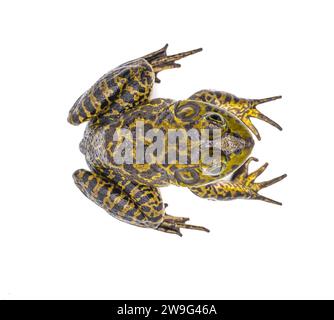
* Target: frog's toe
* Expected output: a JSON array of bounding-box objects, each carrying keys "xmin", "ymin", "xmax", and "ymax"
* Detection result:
[
  {"xmin": 143, "ymin": 44, "xmax": 202, "ymax": 83},
  {"xmin": 157, "ymin": 216, "xmax": 209, "ymax": 236},
  {"xmin": 245, "ymin": 95, "xmax": 283, "ymax": 140},
  {"xmin": 256, "ymin": 195, "xmax": 283, "ymax": 206},
  {"xmin": 253, "ymin": 173, "xmax": 287, "ymax": 205},
  {"xmin": 164, "ymin": 214, "xmax": 189, "ymax": 223},
  {"xmin": 232, "ymin": 157, "xmax": 259, "ymax": 182},
  {"xmin": 256, "ymin": 173, "xmax": 287, "ymax": 189},
  {"xmin": 246, "ymin": 162, "xmax": 269, "ymax": 184},
  {"xmin": 157, "ymin": 223, "xmax": 183, "ymax": 237},
  {"xmin": 174, "ymin": 222, "xmax": 210, "ymax": 233}
]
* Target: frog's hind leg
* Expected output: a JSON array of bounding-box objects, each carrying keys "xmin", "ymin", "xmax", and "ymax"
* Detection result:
[
  {"xmin": 72, "ymin": 169, "xmax": 209, "ymax": 236},
  {"xmin": 68, "ymin": 45, "xmax": 202, "ymax": 126},
  {"xmin": 142, "ymin": 44, "xmax": 202, "ymax": 83},
  {"xmin": 72, "ymin": 169, "xmax": 164, "ymax": 228},
  {"xmin": 68, "ymin": 56, "xmax": 156, "ymax": 126},
  {"xmin": 189, "ymin": 90, "xmax": 282, "ymax": 140}
]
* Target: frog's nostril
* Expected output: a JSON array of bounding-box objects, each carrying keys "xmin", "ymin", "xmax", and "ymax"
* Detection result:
[{"xmin": 245, "ymin": 136, "xmax": 255, "ymax": 149}]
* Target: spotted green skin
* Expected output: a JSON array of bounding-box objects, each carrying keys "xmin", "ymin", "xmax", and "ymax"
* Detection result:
[{"xmin": 68, "ymin": 45, "xmax": 286, "ymax": 236}]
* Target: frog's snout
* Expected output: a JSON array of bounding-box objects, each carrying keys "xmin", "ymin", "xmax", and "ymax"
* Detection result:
[{"xmin": 220, "ymin": 133, "xmax": 254, "ymax": 156}]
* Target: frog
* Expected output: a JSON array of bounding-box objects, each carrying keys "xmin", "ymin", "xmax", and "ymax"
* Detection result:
[{"xmin": 68, "ymin": 44, "xmax": 287, "ymax": 236}]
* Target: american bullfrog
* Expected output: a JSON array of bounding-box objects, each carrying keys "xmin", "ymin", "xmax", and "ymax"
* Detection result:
[{"xmin": 68, "ymin": 45, "xmax": 286, "ymax": 236}]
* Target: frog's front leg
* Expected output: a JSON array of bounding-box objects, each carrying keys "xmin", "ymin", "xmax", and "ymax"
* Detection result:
[
  {"xmin": 72, "ymin": 169, "xmax": 208, "ymax": 236},
  {"xmin": 190, "ymin": 157, "xmax": 287, "ymax": 205},
  {"xmin": 189, "ymin": 90, "xmax": 282, "ymax": 140}
]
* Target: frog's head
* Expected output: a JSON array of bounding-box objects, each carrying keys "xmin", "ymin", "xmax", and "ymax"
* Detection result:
[{"xmin": 173, "ymin": 100, "xmax": 254, "ymax": 179}]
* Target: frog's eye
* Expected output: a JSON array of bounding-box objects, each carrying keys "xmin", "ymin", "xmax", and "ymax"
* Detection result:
[{"xmin": 205, "ymin": 112, "xmax": 227, "ymax": 127}]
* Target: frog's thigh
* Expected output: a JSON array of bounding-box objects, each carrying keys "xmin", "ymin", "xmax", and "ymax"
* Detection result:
[
  {"xmin": 68, "ymin": 59, "xmax": 155, "ymax": 125},
  {"xmin": 72, "ymin": 169, "xmax": 164, "ymax": 228}
]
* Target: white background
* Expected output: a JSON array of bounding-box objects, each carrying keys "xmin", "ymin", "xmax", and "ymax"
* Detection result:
[{"xmin": 0, "ymin": 0, "xmax": 333, "ymax": 299}]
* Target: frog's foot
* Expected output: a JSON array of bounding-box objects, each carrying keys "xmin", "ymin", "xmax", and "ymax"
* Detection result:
[
  {"xmin": 142, "ymin": 44, "xmax": 202, "ymax": 83},
  {"xmin": 240, "ymin": 96, "xmax": 282, "ymax": 140},
  {"xmin": 231, "ymin": 157, "xmax": 287, "ymax": 205},
  {"xmin": 157, "ymin": 214, "xmax": 209, "ymax": 237},
  {"xmin": 190, "ymin": 157, "xmax": 287, "ymax": 205}
]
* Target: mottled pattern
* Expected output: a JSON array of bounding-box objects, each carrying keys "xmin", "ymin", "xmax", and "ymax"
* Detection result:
[
  {"xmin": 72, "ymin": 169, "xmax": 164, "ymax": 228},
  {"xmin": 81, "ymin": 99, "xmax": 254, "ymax": 188},
  {"xmin": 68, "ymin": 45, "xmax": 286, "ymax": 236},
  {"xmin": 68, "ymin": 59, "xmax": 155, "ymax": 125},
  {"xmin": 189, "ymin": 90, "xmax": 282, "ymax": 140}
]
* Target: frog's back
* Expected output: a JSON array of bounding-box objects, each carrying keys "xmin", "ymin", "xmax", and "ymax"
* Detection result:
[{"xmin": 80, "ymin": 98, "xmax": 176, "ymax": 186}]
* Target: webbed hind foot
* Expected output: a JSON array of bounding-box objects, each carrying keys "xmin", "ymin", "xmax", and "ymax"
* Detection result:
[
  {"xmin": 142, "ymin": 44, "xmax": 202, "ymax": 83},
  {"xmin": 157, "ymin": 214, "xmax": 209, "ymax": 237}
]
